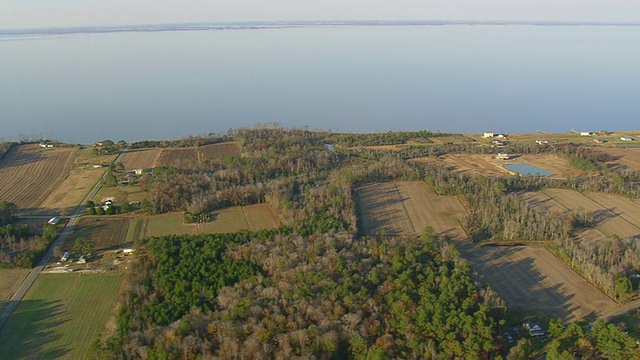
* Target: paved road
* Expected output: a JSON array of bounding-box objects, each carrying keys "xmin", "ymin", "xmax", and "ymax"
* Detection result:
[{"xmin": 0, "ymin": 150, "xmax": 128, "ymax": 331}]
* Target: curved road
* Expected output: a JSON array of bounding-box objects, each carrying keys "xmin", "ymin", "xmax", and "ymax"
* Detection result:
[{"xmin": 0, "ymin": 149, "xmax": 127, "ymax": 331}]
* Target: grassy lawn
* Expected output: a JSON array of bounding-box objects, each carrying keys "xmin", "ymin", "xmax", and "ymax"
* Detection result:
[
  {"xmin": 197, "ymin": 206, "xmax": 249, "ymax": 234},
  {"xmin": 145, "ymin": 213, "xmax": 197, "ymax": 237},
  {"xmin": 0, "ymin": 273, "xmax": 124, "ymax": 359}
]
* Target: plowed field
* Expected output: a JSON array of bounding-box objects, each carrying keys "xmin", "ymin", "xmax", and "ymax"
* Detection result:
[
  {"xmin": 156, "ymin": 148, "xmax": 198, "ymax": 167},
  {"xmin": 465, "ymin": 246, "xmax": 617, "ymax": 322},
  {"xmin": 356, "ymin": 181, "xmax": 467, "ymax": 238},
  {"xmin": 120, "ymin": 148, "xmax": 162, "ymax": 170},
  {"xmin": 0, "ymin": 145, "xmax": 76, "ymax": 212},
  {"xmin": 599, "ymin": 148, "xmax": 640, "ymax": 171},
  {"xmin": 198, "ymin": 142, "xmax": 241, "ymax": 160},
  {"xmin": 524, "ymin": 189, "xmax": 640, "ymax": 240}
]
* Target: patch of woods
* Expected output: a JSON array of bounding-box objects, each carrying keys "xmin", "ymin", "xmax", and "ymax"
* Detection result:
[
  {"xmin": 508, "ymin": 319, "xmax": 638, "ymax": 359},
  {"xmin": 0, "ymin": 201, "xmax": 58, "ymax": 268},
  {"xmin": 129, "ymin": 133, "xmax": 235, "ymax": 149},
  {"xmin": 94, "ymin": 228, "xmax": 506, "ymax": 359},
  {"xmin": 0, "ymin": 141, "xmax": 15, "ymax": 162}
]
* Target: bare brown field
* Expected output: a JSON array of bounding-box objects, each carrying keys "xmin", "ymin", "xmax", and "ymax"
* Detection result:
[
  {"xmin": 411, "ymin": 154, "xmax": 510, "ymax": 177},
  {"xmin": 120, "ymin": 148, "xmax": 162, "ymax": 170},
  {"xmin": 544, "ymin": 189, "xmax": 640, "ymax": 239},
  {"xmin": 356, "ymin": 181, "xmax": 467, "ymax": 238},
  {"xmin": 198, "ymin": 142, "xmax": 241, "ymax": 160},
  {"xmin": 242, "ymin": 204, "xmax": 279, "ymax": 231},
  {"xmin": 0, "ymin": 145, "xmax": 76, "ymax": 212},
  {"xmin": 156, "ymin": 148, "xmax": 199, "ymax": 167},
  {"xmin": 356, "ymin": 182, "xmax": 415, "ymax": 235},
  {"xmin": 65, "ymin": 217, "xmax": 131, "ymax": 251},
  {"xmin": 523, "ymin": 189, "xmax": 640, "ymax": 240},
  {"xmin": 426, "ymin": 135, "xmax": 474, "ymax": 144},
  {"xmin": 37, "ymin": 167, "xmax": 106, "ymax": 215},
  {"xmin": 0, "ymin": 268, "xmax": 30, "ymax": 311},
  {"xmin": 587, "ymin": 192, "xmax": 640, "ymax": 230},
  {"xmin": 465, "ymin": 246, "xmax": 617, "ymax": 322},
  {"xmin": 598, "ymin": 148, "xmax": 640, "ymax": 171}
]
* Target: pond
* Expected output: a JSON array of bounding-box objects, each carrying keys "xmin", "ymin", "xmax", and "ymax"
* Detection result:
[{"xmin": 505, "ymin": 164, "xmax": 552, "ymax": 176}]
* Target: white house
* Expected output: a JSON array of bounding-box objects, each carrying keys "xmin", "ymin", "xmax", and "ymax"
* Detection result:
[
  {"xmin": 580, "ymin": 132, "xmax": 593, "ymax": 136},
  {"xmin": 621, "ymin": 136, "xmax": 633, "ymax": 142},
  {"xmin": 496, "ymin": 152, "xmax": 510, "ymax": 160},
  {"xmin": 483, "ymin": 132, "xmax": 494, "ymax": 138},
  {"xmin": 535, "ymin": 140, "xmax": 549, "ymax": 145}
]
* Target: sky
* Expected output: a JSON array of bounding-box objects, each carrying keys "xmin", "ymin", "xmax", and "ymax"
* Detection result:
[{"xmin": 1, "ymin": 0, "xmax": 640, "ymax": 29}]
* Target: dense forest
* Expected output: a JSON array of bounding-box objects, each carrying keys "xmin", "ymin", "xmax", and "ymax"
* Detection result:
[
  {"xmin": 92, "ymin": 127, "xmax": 640, "ymax": 358},
  {"xmin": 97, "ymin": 230, "xmax": 505, "ymax": 359}
]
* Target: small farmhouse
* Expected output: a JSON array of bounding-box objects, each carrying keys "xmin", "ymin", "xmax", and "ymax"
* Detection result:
[
  {"xmin": 496, "ymin": 152, "xmax": 509, "ymax": 160},
  {"xmin": 535, "ymin": 139, "xmax": 549, "ymax": 145},
  {"xmin": 483, "ymin": 132, "xmax": 494, "ymax": 138},
  {"xmin": 580, "ymin": 132, "xmax": 593, "ymax": 136},
  {"xmin": 621, "ymin": 136, "xmax": 633, "ymax": 142}
]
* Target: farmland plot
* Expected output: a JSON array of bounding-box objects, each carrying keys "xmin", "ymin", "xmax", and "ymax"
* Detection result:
[
  {"xmin": 131, "ymin": 204, "xmax": 278, "ymax": 240},
  {"xmin": 0, "ymin": 273, "xmax": 124, "ymax": 360},
  {"xmin": 0, "ymin": 269, "xmax": 30, "ymax": 311},
  {"xmin": 599, "ymin": 148, "xmax": 640, "ymax": 171},
  {"xmin": 120, "ymin": 148, "xmax": 162, "ymax": 170},
  {"xmin": 0, "ymin": 145, "xmax": 76, "ymax": 212},
  {"xmin": 356, "ymin": 181, "xmax": 467, "ymax": 238},
  {"xmin": 198, "ymin": 142, "xmax": 241, "ymax": 160},
  {"xmin": 465, "ymin": 246, "xmax": 617, "ymax": 322},
  {"xmin": 410, "ymin": 154, "xmax": 510, "ymax": 177},
  {"xmin": 242, "ymin": 204, "xmax": 279, "ymax": 231},
  {"xmin": 37, "ymin": 167, "xmax": 106, "ymax": 215},
  {"xmin": 156, "ymin": 148, "xmax": 198, "ymax": 167},
  {"xmin": 543, "ymin": 189, "xmax": 640, "ymax": 239},
  {"xmin": 65, "ymin": 217, "xmax": 131, "ymax": 251}
]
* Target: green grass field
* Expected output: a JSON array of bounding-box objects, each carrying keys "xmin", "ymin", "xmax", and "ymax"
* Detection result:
[
  {"xmin": 0, "ymin": 272, "xmax": 124, "ymax": 359},
  {"xmin": 129, "ymin": 205, "xmax": 279, "ymax": 240}
]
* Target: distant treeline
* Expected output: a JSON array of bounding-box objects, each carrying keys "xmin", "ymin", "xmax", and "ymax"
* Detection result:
[
  {"xmin": 325, "ymin": 130, "xmax": 459, "ymax": 147},
  {"xmin": 129, "ymin": 133, "xmax": 235, "ymax": 149}
]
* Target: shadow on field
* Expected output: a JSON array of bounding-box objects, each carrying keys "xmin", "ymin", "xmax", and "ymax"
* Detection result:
[
  {"xmin": 463, "ymin": 246, "xmax": 579, "ymax": 322},
  {"xmin": 592, "ymin": 208, "xmax": 620, "ymax": 224},
  {"xmin": 0, "ymin": 299, "xmax": 70, "ymax": 358},
  {"xmin": 0, "ymin": 147, "xmax": 48, "ymax": 169}
]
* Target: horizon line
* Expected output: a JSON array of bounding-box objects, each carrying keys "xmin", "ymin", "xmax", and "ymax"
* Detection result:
[{"xmin": 3, "ymin": 19, "xmax": 640, "ymax": 35}]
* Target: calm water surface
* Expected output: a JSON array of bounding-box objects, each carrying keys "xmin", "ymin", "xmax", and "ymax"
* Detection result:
[
  {"xmin": 1, "ymin": 26, "xmax": 639, "ymax": 143},
  {"xmin": 505, "ymin": 164, "xmax": 553, "ymax": 176}
]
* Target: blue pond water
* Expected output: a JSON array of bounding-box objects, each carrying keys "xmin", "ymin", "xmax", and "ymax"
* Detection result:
[{"xmin": 505, "ymin": 164, "xmax": 552, "ymax": 176}]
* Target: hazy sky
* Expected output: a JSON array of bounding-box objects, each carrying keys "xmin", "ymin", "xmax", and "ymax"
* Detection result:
[{"xmin": 2, "ymin": 0, "xmax": 640, "ymax": 29}]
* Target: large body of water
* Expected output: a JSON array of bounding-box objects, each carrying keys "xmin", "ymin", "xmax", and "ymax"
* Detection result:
[{"xmin": 1, "ymin": 24, "xmax": 639, "ymax": 143}]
